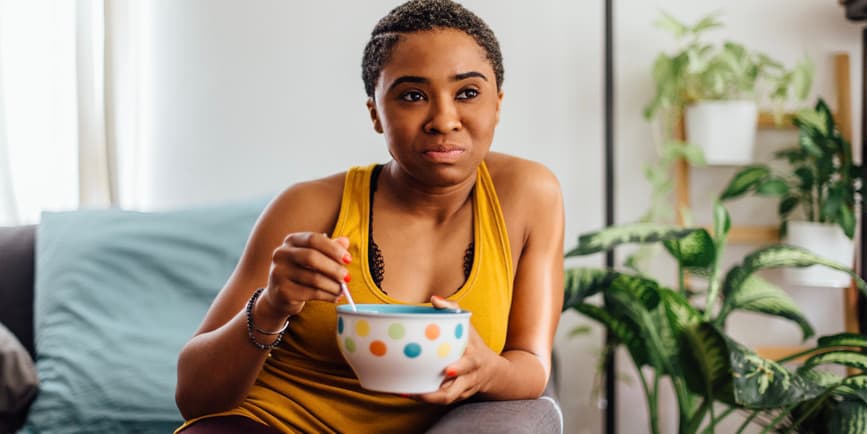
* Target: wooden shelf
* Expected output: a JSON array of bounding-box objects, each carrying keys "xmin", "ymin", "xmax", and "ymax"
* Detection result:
[
  {"xmin": 702, "ymin": 225, "xmax": 780, "ymax": 244},
  {"xmin": 755, "ymin": 345, "xmax": 811, "ymax": 363}
]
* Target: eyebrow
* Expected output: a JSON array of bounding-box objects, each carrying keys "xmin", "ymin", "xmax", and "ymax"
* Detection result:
[{"xmin": 386, "ymin": 71, "xmax": 488, "ymax": 92}]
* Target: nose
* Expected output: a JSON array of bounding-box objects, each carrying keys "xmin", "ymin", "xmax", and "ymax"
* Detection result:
[{"xmin": 423, "ymin": 97, "xmax": 462, "ymax": 134}]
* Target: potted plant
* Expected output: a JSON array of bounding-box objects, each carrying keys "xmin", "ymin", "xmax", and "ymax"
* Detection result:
[
  {"xmin": 564, "ymin": 201, "xmax": 867, "ymax": 433},
  {"xmin": 644, "ymin": 12, "xmax": 814, "ymax": 165},
  {"xmin": 719, "ymin": 98, "xmax": 863, "ymax": 287}
]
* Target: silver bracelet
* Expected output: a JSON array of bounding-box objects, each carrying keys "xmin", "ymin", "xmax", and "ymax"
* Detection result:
[{"xmin": 246, "ymin": 288, "xmax": 290, "ymax": 350}]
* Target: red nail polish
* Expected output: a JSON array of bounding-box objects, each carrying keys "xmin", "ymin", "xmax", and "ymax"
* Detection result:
[
  {"xmin": 344, "ymin": 273, "xmax": 351, "ymax": 283},
  {"xmin": 342, "ymin": 254, "xmax": 352, "ymax": 264},
  {"xmin": 399, "ymin": 393, "xmax": 409, "ymax": 398},
  {"xmin": 445, "ymin": 368, "xmax": 457, "ymax": 377}
]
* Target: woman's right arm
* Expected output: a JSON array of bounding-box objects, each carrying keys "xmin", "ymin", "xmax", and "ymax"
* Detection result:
[{"xmin": 175, "ymin": 176, "xmax": 347, "ymax": 420}]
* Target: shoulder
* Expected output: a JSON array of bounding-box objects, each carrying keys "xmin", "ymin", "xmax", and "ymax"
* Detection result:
[
  {"xmin": 484, "ymin": 152, "xmax": 562, "ymax": 202},
  {"xmin": 254, "ymin": 171, "xmax": 347, "ymax": 244}
]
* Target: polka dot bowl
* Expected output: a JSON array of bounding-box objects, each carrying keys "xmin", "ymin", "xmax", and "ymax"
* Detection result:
[{"xmin": 336, "ymin": 304, "xmax": 471, "ymax": 394}]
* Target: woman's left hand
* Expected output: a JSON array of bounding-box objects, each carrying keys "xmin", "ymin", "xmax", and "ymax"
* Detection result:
[{"xmin": 413, "ymin": 295, "xmax": 498, "ymax": 405}]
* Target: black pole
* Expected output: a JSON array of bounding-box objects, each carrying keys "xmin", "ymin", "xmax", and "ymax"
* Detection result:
[
  {"xmin": 603, "ymin": 0, "xmax": 616, "ymax": 433},
  {"xmin": 860, "ymin": 26, "xmax": 867, "ymax": 334}
]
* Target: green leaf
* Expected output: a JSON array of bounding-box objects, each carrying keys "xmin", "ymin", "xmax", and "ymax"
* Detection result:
[
  {"xmin": 719, "ymin": 165, "xmax": 770, "ymax": 201},
  {"xmin": 722, "ymin": 245, "xmax": 867, "ymax": 300},
  {"xmin": 654, "ymin": 11, "xmax": 690, "ymax": 38},
  {"xmin": 779, "ymin": 196, "xmax": 799, "ymax": 217},
  {"xmin": 663, "ymin": 228, "xmax": 715, "ymax": 268},
  {"xmin": 729, "ymin": 342, "xmax": 824, "ymax": 408},
  {"xmin": 803, "ymin": 351, "xmax": 867, "ymax": 371},
  {"xmin": 574, "ymin": 302, "xmax": 650, "ymax": 367},
  {"xmin": 610, "ymin": 274, "xmax": 662, "ymax": 310},
  {"xmin": 566, "ymin": 223, "xmax": 698, "ymax": 256},
  {"xmin": 828, "ymin": 399, "xmax": 867, "ymax": 434},
  {"xmin": 757, "ymin": 178, "xmax": 790, "ymax": 196},
  {"xmin": 562, "ymin": 268, "xmax": 619, "ymax": 310},
  {"xmin": 798, "ymin": 128, "xmax": 826, "ymax": 157},
  {"xmin": 818, "ymin": 333, "xmax": 867, "ymax": 349},
  {"xmin": 568, "ymin": 325, "xmax": 593, "ymax": 338},
  {"xmin": 691, "ymin": 12, "xmax": 723, "ymax": 34},
  {"xmin": 680, "ymin": 322, "xmax": 735, "ymax": 404},
  {"xmin": 718, "ymin": 274, "xmax": 814, "ymax": 340},
  {"xmin": 795, "ymin": 166, "xmax": 815, "ymax": 191},
  {"xmin": 840, "ymin": 206, "xmax": 856, "ymax": 239},
  {"xmin": 837, "ymin": 375, "xmax": 867, "ymax": 405}
]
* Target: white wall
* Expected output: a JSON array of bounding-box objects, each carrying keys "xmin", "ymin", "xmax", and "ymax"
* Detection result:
[{"xmin": 134, "ymin": 1, "xmax": 862, "ymax": 433}]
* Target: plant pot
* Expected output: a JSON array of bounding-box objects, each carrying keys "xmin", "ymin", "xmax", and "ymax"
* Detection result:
[
  {"xmin": 685, "ymin": 100, "xmax": 758, "ymax": 165},
  {"xmin": 783, "ymin": 221, "xmax": 855, "ymax": 288}
]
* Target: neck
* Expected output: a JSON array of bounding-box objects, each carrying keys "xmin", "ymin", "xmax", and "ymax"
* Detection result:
[{"xmin": 379, "ymin": 161, "xmax": 476, "ymax": 223}]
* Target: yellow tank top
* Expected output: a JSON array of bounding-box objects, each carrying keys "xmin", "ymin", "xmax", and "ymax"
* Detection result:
[{"xmin": 177, "ymin": 162, "xmax": 513, "ymax": 433}]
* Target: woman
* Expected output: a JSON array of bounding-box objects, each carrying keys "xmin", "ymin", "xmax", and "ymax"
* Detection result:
[{"xmin": 175, "ymin": 0, "xmax": 564, "ymax": 432}]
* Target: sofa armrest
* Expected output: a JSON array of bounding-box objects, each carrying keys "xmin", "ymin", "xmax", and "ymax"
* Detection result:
[
  {"xmin": 0, "ymin": 225, "xmax": 36, "ymax": 359},
  {"xmin": 425, "ymin": 381, "xmax": 563, "ymax": 434}
]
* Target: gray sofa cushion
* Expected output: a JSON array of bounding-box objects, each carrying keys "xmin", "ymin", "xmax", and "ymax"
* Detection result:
[
  {"xmin": 0, "ymin": 225, "xmax": 36, "ymax": 359},
  {"xmin": 425, "ymin": 381, "xmax": 562, "ymax": 434}
]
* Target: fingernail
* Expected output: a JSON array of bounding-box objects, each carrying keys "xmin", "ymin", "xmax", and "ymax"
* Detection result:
[
  {"xmin": 399, "ymin": 393, "xmax": 409, "ymax": 398},
  {"xmin": 432, "ymin": 295, "xmax": 442, "ymax": 302},
  {"xmin": 445, "ymin": 368, "xmax": 457, "ymax": 377},
  {"xmin": 344, "ymin": 272, "xmax": 352, "ymax": 283},
  {"xmin": 342, "ymin": 253, "xmax": 352, "ymax": 264}
]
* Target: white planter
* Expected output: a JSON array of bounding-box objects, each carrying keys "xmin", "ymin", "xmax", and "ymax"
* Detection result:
[
  {"xmin": 784, "ymin": 221, "xmax": 855, "ymax": 288},
  {"xmin": 685, "ymin": 100, "xmax": 758, "ymax": 165}
]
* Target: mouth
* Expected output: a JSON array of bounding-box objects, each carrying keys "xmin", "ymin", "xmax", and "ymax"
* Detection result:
[{"xmin": 422, "ymin": 145, "xmax": 465, "ymax": 163}]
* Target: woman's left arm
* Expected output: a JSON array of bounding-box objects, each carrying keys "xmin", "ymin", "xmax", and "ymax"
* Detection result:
[{"xmin": 419, "ymin": 164, "xmax": 565, "ymax": 404}]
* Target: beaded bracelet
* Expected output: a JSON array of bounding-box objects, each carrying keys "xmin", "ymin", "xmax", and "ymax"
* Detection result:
[{"xmin": 246, "ymin": 288, "xmax": 290, "ymax": 351}]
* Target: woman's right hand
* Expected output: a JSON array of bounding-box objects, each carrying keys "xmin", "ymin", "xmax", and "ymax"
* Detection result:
[{"xmin": 260, "ymin": 232, "xmax": 351, "ymax": 318}]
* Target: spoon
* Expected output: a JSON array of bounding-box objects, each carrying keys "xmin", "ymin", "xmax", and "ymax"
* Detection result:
[{"xmin": 341, "ymin": 282, "xmax": 357, "ymax": 312}]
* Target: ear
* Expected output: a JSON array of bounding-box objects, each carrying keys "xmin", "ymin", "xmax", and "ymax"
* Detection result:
[
  {"xmin": 367, "ymin": 98, "xmax": 384, "ymax": 134},
  {"xmin": 495, "ymin": 90, "xmax": 504, "ymax": 125}
]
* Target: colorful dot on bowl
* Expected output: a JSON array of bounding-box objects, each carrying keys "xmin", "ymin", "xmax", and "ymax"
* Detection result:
[
  {"xmin": 455, "ymin": 323, "xmax": 464, "ymax": 339},
  {"xmin": 425, "ymin": 324, "xmax": 440, "ymax": 340},
  {"xmin": 338, "ymin": 317, "xmax": 344, "ymax": 334},
  {"xmin": 388, "ymin": 323, "xmax": 405, "ymax": 340},
  {"xmin": 437, "ymin": 343, "xmax": 451, "ymax": 358},
  {"xmin": 403, "ymin": 343, "xmax": 422, "ymax": 358},
  {"xmin": 370, "ymin": 340, "xmax": 387, "ymax": 357},
  {"xmin": 344, "ymin": 337, "xmax": 356, "ymax": 353},
  {"xmin": 356, "ymin": 319, "xmax": 370, "ymax": 337}
]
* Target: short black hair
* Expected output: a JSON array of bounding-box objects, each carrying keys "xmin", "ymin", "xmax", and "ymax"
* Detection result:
[{"xmin": 361, "ymin": 0, "xmax": 504, "ymax": 98}]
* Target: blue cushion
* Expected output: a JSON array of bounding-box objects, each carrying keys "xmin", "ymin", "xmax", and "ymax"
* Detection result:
[{"xmin": 21, "ymin": 197, "xmax": 269, "ymax": 433}]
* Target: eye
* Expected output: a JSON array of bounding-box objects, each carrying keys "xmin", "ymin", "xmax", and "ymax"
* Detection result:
[
  {"xmin": 456, "ymin": 88, "xmax": 479, "ymax": 100},
  {"xmin": 399, "ymin": 90, "xmax": 426, "ymax": 102}
]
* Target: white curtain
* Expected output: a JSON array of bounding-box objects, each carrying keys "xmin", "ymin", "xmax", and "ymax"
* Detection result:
[{"xmin": 0, "ymin": 0, "xmax": 139, "ymax": 226}]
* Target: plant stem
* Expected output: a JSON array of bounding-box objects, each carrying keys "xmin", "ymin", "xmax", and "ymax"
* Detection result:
[
  {"xmin": 635, "ymin": 363, "xmax": 661, "ymax": 434},
  {"xmin": 678, "ymin": 262, "xmax": 686, "ymax": 296},
  {"xmin": 703, "ymin": 245, "xmax": 725, "ymax": 321},
  {"xmin": 757, "ymin": 400, "xmax": 805, "ymax": 434},
  {"xmin": 672, "ymin": 378, "xmax": 694, "ymax": 433},
  {"xmin": 701, "ymin": 406, "xmax": 737, "ymax": 434},
  {"xmin": 735, "ymin": 410, "xmax": 760, "ymax": 434}
]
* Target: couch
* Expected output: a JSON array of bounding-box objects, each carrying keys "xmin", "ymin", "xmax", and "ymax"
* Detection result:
[{"xmin": 0, "ymin": 198, "xmax": 562, "ymax": 434}]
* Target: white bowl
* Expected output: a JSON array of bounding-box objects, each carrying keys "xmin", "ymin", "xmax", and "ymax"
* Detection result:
[{"xmin": 336, "ymin": 304, "xmax": 471, "ymax": 394}]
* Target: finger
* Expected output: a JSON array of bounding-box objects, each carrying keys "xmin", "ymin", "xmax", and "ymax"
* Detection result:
[
  {"xmin": 285, "ymin": 282, "xmax": 342, "ymax": 303},
  {"xmin": 287, "ymin": 232, "xmax": 352, "ymax": 265},
  {"xmin": 287, "ymin": 267, "xmax": 343, "ymax": 297},
  {"xmin": 430, "ymin": 295, "xmax": 460, "ymax": 310},
  {"xmin": 281, "ymin": 246, "xmax": 349, "ymax": 285}
]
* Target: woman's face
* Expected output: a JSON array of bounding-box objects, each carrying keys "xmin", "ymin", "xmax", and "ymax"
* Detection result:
[{"xmin": 368, "ymin": 28, "xmax": 502, "ymax": 187}]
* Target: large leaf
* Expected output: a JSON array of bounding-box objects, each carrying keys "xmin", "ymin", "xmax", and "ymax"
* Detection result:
[
  {"xmin": 573, "ymin": 302, "xmax": 651, "ymax": 368},
  {"xmin": 655, "ymin": 288, "xmax": 703, "ymax": 376},
  {"xmin": 562, "ymin": 268, "xmax": 619, "ymax": 310},
  {"xmin": 663, "ymin": 228, "xmax": 715, "ymax": 268},
  {"xmin": 729, "ymin": 340, "xmax": 825, "ymax": 408},
  {"xmin": 828, "ymin": 399, "xmax": 867, "ymax": 434},
  {"xmin": 566, "ymin": 223, "xmax": 697, "ymax": 256},
  {"xmin": 818, "ymin": 333, "xmax": 867, "ymax": 349},
  {"xmin": 802, "ymin": 351, "xmax": 867, "ymax": 371},
  {"xmin": 680, "ymin": 322, "xmax": 735, "ymax": 405},
  {"xmin": 722, "ymin": 245, "xmax": 867, "ymax": 300},
  {"xmin": 681, "ymin": 323, "xmax": 825, "ymax": 409},
  {"xmin": 717, "ymin": 274, "xmax": 814, "ymax": 340},
  {"xmin": 719, "ymin": 165, "xmax": 770, "ymax": 200},
  {"xmin": 837, "ymin": 375, "xmax": 867, "ymax": 405},
  {"xmin": 610, "ymin": 274, "xmax": 662, "ymax": 310}
]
